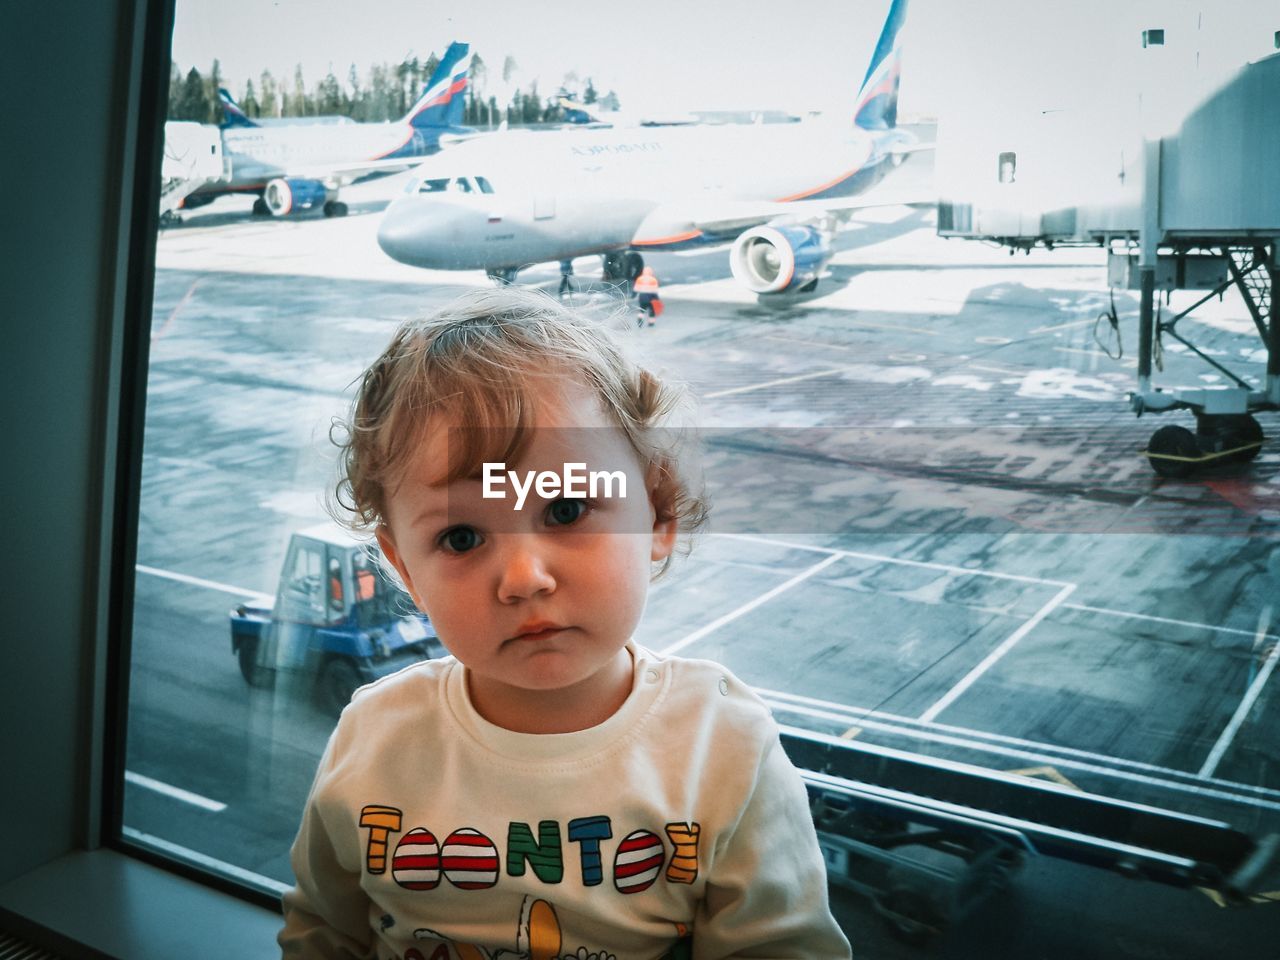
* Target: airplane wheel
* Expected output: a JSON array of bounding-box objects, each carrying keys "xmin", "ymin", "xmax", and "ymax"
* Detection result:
[
  {"xmin": 1147, "ymin": 424, "xmax": 1200, "ymax": 479},
  {"xmin": 623, "ymin": 251, "xmax": 644, "ymax": 282},
  {"xmin": 602, "ymin": 251, "xmax": 626, "ymax": 282},
  {"xmin": 323, "ymin": 200, "xmax": 349, "ymax": 218},
  {"xmin": 252, "ymin": 198, "xmax": 270, "ymax": 216}
]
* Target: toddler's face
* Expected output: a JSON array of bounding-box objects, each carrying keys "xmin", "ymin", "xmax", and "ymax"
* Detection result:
[{"xmin": 377, "ymin": 376, "xmax": 676, "ymax": 727}]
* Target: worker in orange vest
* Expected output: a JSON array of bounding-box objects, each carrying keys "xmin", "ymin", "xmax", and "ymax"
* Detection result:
[{"xmin": 633, "ymin": 266, "xmax": 662, "ymax": 328}]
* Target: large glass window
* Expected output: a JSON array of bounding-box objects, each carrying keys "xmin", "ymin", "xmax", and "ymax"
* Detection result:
[{"xmin": 124, "ymin": 1, "xmax": 1280, "ymax": 953}]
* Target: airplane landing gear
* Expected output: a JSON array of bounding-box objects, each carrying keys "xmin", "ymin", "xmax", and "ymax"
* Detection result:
[
  {"xmin": 486, "ymin": 266, "xmax": 519, "ymax": 285},
  {"xmin": 323, "ymin": 200, "xmax": 349, "ymax": 218},
  {"xmin": 602, "ymin": 252, "xmax": 624, "ymax": 281},
  {"xmin": 252, "ymin": 198, "xmax": 270, "ymax": 216},
  {"xmin": 1144, "ymin": 413, "xmax": 1264, "ymax": 479},
  {"xmin": 602, "ymin": 251, "xmax": 644, "ymax": 285}
]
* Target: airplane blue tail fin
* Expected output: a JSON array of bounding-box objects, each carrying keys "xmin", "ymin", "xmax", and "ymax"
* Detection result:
[
  {"xmin": 218, "ymin": 88, "xmax": 259, "ymax": 128},
  {"xmin": 853, "ymin": 0, "xmax": 908, "ymax": 130},
  {"xmin": 404, "ymin": 41, "xmax": 471, "ymax": 130}
]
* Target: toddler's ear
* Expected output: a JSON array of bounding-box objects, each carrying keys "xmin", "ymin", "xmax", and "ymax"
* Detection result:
[
  {"xmin": 650, "ymin": 514, "xmax": 678, "ymax": 563},
  {"xmin": 376, "ymin": 526, "xmax": 424, "ymax": 609},
  {"xmin": 646, "ymin": 459, "xmax": 679, "ymax": 562}
]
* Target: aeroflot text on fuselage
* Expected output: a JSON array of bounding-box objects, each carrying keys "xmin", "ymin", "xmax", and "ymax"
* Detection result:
[
  {"xmin": 568, "ymin": 141, "xmax": 663, "ymax": 157},
  {"xmin": 482, "ymin": 463, "xmax": 628, "ymax": 510}
]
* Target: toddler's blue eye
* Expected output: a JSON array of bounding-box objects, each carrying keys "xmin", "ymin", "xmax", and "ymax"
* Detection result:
[
  {"xmin": 546, "ymin": 498, "xmax": 588, "ymax": 526},
  {"xmin": 440, "ymin": 526, "xmax": 481, "ymax": 553}
]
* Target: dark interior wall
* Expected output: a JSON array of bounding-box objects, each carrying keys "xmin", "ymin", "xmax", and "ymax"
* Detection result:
[{"xmin": 0, "ymin": 0, "xmax": 135, "ymax": 881}]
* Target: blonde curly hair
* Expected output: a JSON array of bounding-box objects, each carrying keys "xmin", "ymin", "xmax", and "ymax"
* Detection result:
[{"xmin": 331, "ymin": 287, "xmax": 707, "ymax": 574}]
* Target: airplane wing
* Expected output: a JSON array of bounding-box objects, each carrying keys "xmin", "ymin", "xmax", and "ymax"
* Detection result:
[
  {"xmin": 288, "ymin": 157, "xmax": 429, "ymax": 185},
  {"xmin": 889, "ymin": 141, "xmax": 935, "ymax": 157},
  {"xmin": 286, "ymin": 130, "xmax": 485, "ymax": 183},
  {"xmin": 631, "ymin": 192, "xmax": 934, "ymax": 246}
]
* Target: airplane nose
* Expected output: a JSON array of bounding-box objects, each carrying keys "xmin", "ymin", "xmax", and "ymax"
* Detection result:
[{"xmin": 377, "ymin": 199, "xmax": 432, "ymax": 267}]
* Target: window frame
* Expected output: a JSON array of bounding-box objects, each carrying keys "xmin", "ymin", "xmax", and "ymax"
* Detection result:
[
  {"xmin": 50, "ymin": 0, "xmax": 1273, "ymax": 932},
  {"xmin": 93, "ymin": 0, "xmax": 287, "ymax": 915}
]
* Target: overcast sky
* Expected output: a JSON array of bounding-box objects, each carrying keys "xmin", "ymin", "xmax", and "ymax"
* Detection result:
[{"xmin": 171, "ymin": 1, "xmax": 1279, "ymax": 119}]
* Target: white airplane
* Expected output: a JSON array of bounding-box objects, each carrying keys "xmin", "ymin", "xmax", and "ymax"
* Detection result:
[
  {"xmin": 376, "ymin": 0, "xmax": 926, "ymax": 297},
  {"xmin": 182, "ymin": 42, "xmax": 472, "ymax": 218},
  {"xmin": 555, "ymin": 92, "xmax": 804, "ymax": 130}
]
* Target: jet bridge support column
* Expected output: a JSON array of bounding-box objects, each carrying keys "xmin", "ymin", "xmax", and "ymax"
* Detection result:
[
  {"xmin": 1136, "ymin": 139, "xmax": 1163, "ymax": 396},
  {"xmin": 1137, "ymin": 269, "xmax": 1156, "ymax": 389},
  {"xmin": 1269, "ymin": 244, "xmax": 1280, "ymax": 405}
]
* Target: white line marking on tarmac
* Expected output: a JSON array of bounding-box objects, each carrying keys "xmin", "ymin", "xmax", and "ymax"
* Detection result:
[
  {"xmin": 125, "ymin": 771, "xmax": 227, "ymax": 812},
  {"xmin": 1064, "ymin": 602, "xmax": 1280, "ymax": 644},
  {"xmin": 1200, "ymin": 606, "xmax": 1277, "ymax": 778},
  {"xmin": 1032, "ymin": 317, "xmax": 1101, "ymax": 334},
  {"xmin": 658, "ymin": 554, "xmax": 843, "ymax": 657},
  {"xmin": 756, "ymin": 688, "xmax": 1280, "ymax": 809},
  {"xmin": 968, "ymin": 363, "xmax": 1025, "ymax": 376},
  {"xmin": 136, "ymin": 564, "xmax": 271, "ymax": 603},
  {"xmin": 719, "ymin": 532, "xmax": 1073, "ymax": 587},
  {"xmin": 842, "ymin": 319, "xmax": 939, "ymax": 336},
  {"xmin": 714, "ymin": 544, "xmax": 1280, "ymax": 787},
  {"xmin": 123, "ymin": 827, "xmax": 291, "ymax": 896},
  {"xmin": 703, "ymin": 367, "xmax": 853, "ymax": 399},
  {"xmin": 919, "ymin": 582, "xmax": 1077, "ymax": 723},
  {"xmin": 763, "ymin": 334, "xmax": 852, "ymax": 352}
]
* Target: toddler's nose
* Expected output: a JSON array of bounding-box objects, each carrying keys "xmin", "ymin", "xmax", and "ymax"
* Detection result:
[{"xmin": 497, "ymin": 538, "xmax": 557, "ymax": 602}]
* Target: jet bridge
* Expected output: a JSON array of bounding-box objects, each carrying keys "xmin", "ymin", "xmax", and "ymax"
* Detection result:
[{"xmin": 936, "ymin": 52, "xmax": 1280, "ymax": 477}]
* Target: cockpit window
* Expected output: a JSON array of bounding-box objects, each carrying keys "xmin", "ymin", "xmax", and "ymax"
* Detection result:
[
  {"xmin": 454, "ymin": 177, "xmax": 473, "ymax": 194},
  {"xmin": 476, "ymin": 176, "xmax": 495, "ymax": 194},
  {"xmin": 417, "ymin": 178, "xmax": 450, "ymax": 194}
]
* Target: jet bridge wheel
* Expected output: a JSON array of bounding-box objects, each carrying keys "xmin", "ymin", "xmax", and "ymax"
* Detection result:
[
  {"xmin": 1145, "ymin": 415, "xmax": 1265, "ymax": 478},
  {"xmin": 1200, "ymin": 413, "xmax": 1264, "ymax": 464},
  {"xmin": 1146, "ymin": 425, "xmax": 1201, "ymax": 479}
]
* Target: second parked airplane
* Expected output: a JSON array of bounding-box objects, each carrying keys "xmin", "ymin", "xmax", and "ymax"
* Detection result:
[{"xmin": 184, "ymin": 42, "xmax": 472, "ymax": 218}]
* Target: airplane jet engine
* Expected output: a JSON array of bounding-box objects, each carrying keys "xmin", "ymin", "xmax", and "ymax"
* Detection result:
[
  {"xmin": 262, "ymin": 177, "xmax": 332, "ymax": 217},
  {"xmin": 729, "ymin": 224, "xmax": 831, "ymax": 294}
]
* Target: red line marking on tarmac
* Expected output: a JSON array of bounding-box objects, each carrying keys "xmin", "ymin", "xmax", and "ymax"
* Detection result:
[{"xmin": 152, "ymin": 277, "xmax": 202, "ymax": 340}]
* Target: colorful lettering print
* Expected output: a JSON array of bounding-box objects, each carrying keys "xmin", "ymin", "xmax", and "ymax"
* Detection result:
[{"xmin": 360, "ymin": 808, "xmax": 701, "ymax": 895}]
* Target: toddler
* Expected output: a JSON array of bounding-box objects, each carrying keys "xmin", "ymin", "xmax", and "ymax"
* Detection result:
[{"xmin": 279, "ymin": 287, "xmax": 850, "ymax": 959}]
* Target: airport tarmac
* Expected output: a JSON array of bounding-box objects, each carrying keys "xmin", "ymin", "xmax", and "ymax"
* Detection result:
[{"xmin": 126, "ymin": 175, "xmax": 1280, "ymax": 951}]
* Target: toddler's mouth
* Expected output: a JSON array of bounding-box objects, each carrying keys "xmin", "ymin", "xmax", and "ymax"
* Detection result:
[{"xmin": 510, "ymin": 620, "xmax": 567, "ymax": 642}]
